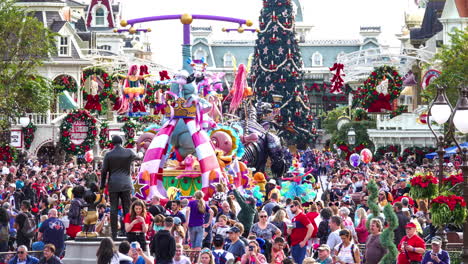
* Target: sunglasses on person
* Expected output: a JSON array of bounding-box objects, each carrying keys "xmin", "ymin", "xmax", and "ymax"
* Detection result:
[
  {"xmin": 259, "ymin": 215, "xmax": 268, "ymax": 218},
  {"xmin": 17, "ymin": 251, "xmax": 25, "ymax": 254}
]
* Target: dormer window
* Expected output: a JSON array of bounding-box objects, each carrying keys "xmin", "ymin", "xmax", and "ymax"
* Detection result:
[
  {"xmin": 194, "ymin": 48, "xmax": 207, "ymax": 61},
  {"xmin": 312, "ymin": 52, "xmax": 323, "ymax": 66},
  {"xmin": 95, "ymin": 8, "xmax": 105, "ymax": 26},
  {"xmin": 58, "ymin": 36, "xmax": 70, "ymax": 56},
  {"xmin": 224, "ymin": 52, "xmax": 234, "ymax": 67}
]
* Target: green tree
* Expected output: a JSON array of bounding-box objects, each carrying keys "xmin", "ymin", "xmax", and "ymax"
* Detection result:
[
  {"xmin": 422, "ymin": 27, "xmax": 468, "ymax": 105},
  {"xmin": 0, "ymin": 0, "xmax": 57, "ymax": 141},
  {"xmin": 250, "ymin": 0, "xmax": 313, "ymax": 148}
]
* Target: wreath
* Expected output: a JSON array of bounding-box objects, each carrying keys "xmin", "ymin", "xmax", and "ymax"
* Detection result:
[
  {"xmin": 81, "ymin": 67, "xmax": 116, "ymax": 113},
  {"xmin": 60, "ymin": 109, "xmax": 97, "ymax": 155},
  {"xmin": 354, "ymin": 65, "xmax": 403, "ymax": 112},
  {"xmin": 99, "ymin": 122, "xmax": 113, "ymax": 149},
  {"xmin": 0, "ymin": 144, "xmax": 17, "ymax": 163},
  {"xmin": 122, "ymin": 120, "xmax": 140, "ymax": 148},
  {"xmin": 22, "ymin": 122, "xmax": 37, "ymax": 150},
  {"xmin": 374, "ymin": 145, "xmax": 401, "ymax": 161},
  {"xmin": 54, "ymin": 75, "xmax": 78, "ymax": 93}
]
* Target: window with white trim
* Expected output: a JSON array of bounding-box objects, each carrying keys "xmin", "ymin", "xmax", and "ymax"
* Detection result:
[
  {"xmin": 194, "ymin": 48, "xmax": 207, "ymax": 61},
  {"xmin": 95, "ymin": 8, "xmax": 105, "ymax": 26},
  {"xmin": 98, "ymin": 45, "xmax": 112, "ymax": 51},
  {"xmin": 312, "ymin": 52, "xmax": 322, "ymax": 66},
  {"xmin": 59, "ymin": 36, "xmax": 70, "ymax": 56},
  {"xmin": 224, "ymin": 52, "xmax": 234, "ymax": 67}
]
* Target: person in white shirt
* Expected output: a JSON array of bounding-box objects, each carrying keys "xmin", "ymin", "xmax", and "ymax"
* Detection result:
[
  {"xmin": 173, "ymin": 243, "xmax": 191, "ymax": 264},
  {"xmin": 212, "ymin": 234, "xmax": 235, "ymax": 264},
  {"xmin": 327, "ymin": 216, "xmax": 343, "ymax": 256},
  {"xmin": 1, "ymin": 162, "xmax": 10, "ymax": 175}
]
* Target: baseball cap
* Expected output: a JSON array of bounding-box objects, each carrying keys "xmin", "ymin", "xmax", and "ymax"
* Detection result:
[
  {"xmin": 318, "ymin": 244, "xmax": 330, "ymax": 252},
  {"xmin": 213, "ymin": 234, "xmax": 224, "ymax": 243},
  {"xmin": 173, "ymin": 217, "xmax": 181, "ymax": 225},
  {"xmin": 405, "ymin": 222, "xmax": 417, "ymax": 229},
  {"xmin": 431, "ymin": 237, "xmax": 442, "ymax": 245},
  {"xmin": 226, "ymin": 226, "xmax": 241, "ymax": 233}
]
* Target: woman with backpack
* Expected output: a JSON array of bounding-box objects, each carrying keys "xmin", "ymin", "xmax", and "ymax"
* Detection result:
[{"xmin": 333, "ymin": 229, "xmax": 361, "ymax": 264}]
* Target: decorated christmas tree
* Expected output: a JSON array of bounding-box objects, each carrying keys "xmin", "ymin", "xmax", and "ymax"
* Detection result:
[{"xmin": 250, "ymin": 0, "xmax": 315, "ymax": 148}]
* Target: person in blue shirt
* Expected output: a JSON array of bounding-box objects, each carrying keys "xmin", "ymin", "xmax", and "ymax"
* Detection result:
[
  {"xmin": 38, "ymin": 209, "xmax": 65, "ymax": 258},
  {"xmin": 8, "ymin": 245, "xmax": 39, "ymax": 264},
  {"xmin": 421, "ymin": 237, "xmax": 450, "ymax": 264}
]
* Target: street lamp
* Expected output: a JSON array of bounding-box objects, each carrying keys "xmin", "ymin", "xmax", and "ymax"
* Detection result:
[
  {"xmin": 428, "ymin": 85, "xmax": 468, "ymax": 258},
  {"xmin": 348, "ymin": 127, "xmax": 356, "ymax": 146}
]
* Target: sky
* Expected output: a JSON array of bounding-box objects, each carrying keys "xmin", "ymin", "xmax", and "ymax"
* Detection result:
[{"xmin": 121, "ymin": 0, "xmax": 424, "ymax": 69}]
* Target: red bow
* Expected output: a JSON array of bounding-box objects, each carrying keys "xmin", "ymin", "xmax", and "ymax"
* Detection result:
[
  {"xmin": 84, "ymin": 94, "xmax": 102, "ymax": 112},
  {"xmin": 329, "ymin": 63, "xmax": 345, "ymax": 93},
  {"xmin": 159, "ymin": 71, "xmax": 170, "ymax": 81}
]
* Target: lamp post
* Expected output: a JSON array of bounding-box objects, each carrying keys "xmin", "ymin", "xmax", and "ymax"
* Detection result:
[
  {"xmin": 348, "ymin": 127, "xmax": 356, "ymax": 146},
  {"xmin": 428, "ymin": 85, "xmax": 468, "ymax": 259}
]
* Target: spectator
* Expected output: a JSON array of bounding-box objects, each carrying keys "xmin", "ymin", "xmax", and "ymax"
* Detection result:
[
  {"xmin": 0, "ymin": 206, "xmax": 10, "ymax": 252},
  {"xmin": 365, "ymin": 219, "xmax": 386, "ymax": 264},
  {"xmin": 67, "ymin": 186, "xmax": 85, "ymax": 239},
  {"xmin": 96, "ymin": 237, "xmax": 120, "ymax": 264},
  {"xmin": 326, "ymin": 216, "xmax": 342, "ymax": 256},
  {"xmin": 249, "ymin": 210, "xmax": 281, "ymax": 243},
  {"xmin": 317, "ymin": 208, "xmax": 333, "ymax": 245},
  {"xmin": 288, "ymin": 200, "xmax": 313, "ymax": 264},
  {"xmin": 197, "ymin": 249, "xmax": 215, "ymax": 264},
  {"xmin": 148, "ymin": 196, "xmax": 165, "ymax": 217},
  {"xmin": 150, "ymin": 216, "xmax": 176, "ymax": 264},
  {"xmin": 14, "ymin": 200, "xmax": 36, "ymax": 249},
  {"xmin": 216, "ymin": 201, "xmax": 237, "ymax": 222},
  {"xmin": 212, "ymin": 234, "xmax": 235, "ymax": 264},
  {"xmin": 124, "ymin": 199, "xmax": 152, "ymax": 251},
  {"xmin": 232, "ymin": 189, "xmax": 256, "ymax": 238},
  {"xmin": 397, "ymin": 222, "xmax": 426, "ymax": 264},
  {"xmin": 421, "ymin": 236, "xmax": 449, "ymax": 264},
  {"xmin": 227, "ymin": 226, "xmax": 245, "ymax": 260},
  {"xmin": 38, "ymin": 244, "xmax": 62, "ymax": 264},
  {"xmin": 118, "ymin": 241, "xmax": 138, "ymax": 264},
  {"xmin": 83, "ymin": 166, "xmax": 98, "ymax": 188},
  {"xmin": 305, "ymin": 203, "xmax": 319, "ymax": 242},
  {"xmin": 354, "ymin": 208, "xmax": 368, "ymax": 244},
  {"xmin": 169, "ymin": 201, "xmax": 186, "ymax": 226},
  {"xmin": 333, "ymin": 229, "xmax": 360, "ymax": 264},
  {"xmin": 171, "ymin": 217, "xmax": 185, "ymax": 245},
  {"xmin": 394, "ymin": 202, "xmax": 410, "ymax": 245},
  {"xmin": 270, "ymin": 209, "xmax": 290, "ymax": 235},
  {"xmin": 240, "ymin": 240, "xmax": 267, "ymax": 264},
  {"xmin": 316, "ymin": 244, "xmax": 332, "ymax": 264},
  {"xmin": 186, "ymin": 191, "xmax": 213, "ymax": 251},
  {"xmin": 270, "ymin": 237, "xmax": 286, "ymax": 264},
  {"xmin": 38, "ymin": 209, "xmax": 65, "ymax": 257},
  {"xmin": 8, "ymin": 245, "xmax": 39, "ymax": 264},
  {"xmin": 212, "ymin": 215, "xmax": 231, "ymax": 240},
  {"xmin": 262, "ymin": 193, "xmax": 279, "ymax": 217},
  {"xmin": 173, "ymin": 243, "xmax": 191, "ymax": 264},
  {"xmin": 127, "ymin": 242, "xmax": 153, "ymax": 264}
]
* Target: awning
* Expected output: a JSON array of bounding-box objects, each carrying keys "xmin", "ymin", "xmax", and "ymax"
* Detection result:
[
  {"xmin": 401, "ymin": 86, "xmax": 414, "ymax": 96},
  {"xmin": 425, "ymin": 142, "xmax": 468, "ymax": 159},
  {"xmin": 59, "ymin": 91, "xmax": 79, "ymax": 110}
]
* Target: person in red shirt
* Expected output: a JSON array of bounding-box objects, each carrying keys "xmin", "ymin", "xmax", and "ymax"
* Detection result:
[
  {"xmin": 124, "ymin": 199, "xmax": 152, "ymax": 251},
  {"xmin": 288, "ymin": 200, "xmax": 314, "ymax": 264},
  {"xmin": 397, "ymin": 222, "xmax": 426, "ymax": 264},
  {"xmin": 305, "ymin": 203, "xmax": 319, "ymax": 240}
]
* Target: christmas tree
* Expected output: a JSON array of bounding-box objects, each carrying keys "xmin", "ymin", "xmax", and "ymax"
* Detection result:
[{"xmin": 250, "ymin": 0, "xmax": 315, "ymax": 148}]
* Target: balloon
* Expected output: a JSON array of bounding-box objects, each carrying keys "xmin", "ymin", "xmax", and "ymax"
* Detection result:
[
  {"xmin": 84, "ymin": 150, "xmax": 94, "ymax": 163},
  {"xmin": 360, "ymin": 148, "xmax": 373, "ymax": 164},
  {"xmin": 349, "ymin": 153, "xmax": 361, "ymax": 167}
]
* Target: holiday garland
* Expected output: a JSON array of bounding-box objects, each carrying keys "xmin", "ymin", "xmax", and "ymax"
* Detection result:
[
  {"xmin": 60, "ymin": 109, "xmax": 97, "ymax": 155},
  {"xmin": 122, "ymin": 120, "xmax": 139, "ymax": 148},
  {"xmin": 99, "ymin": 122, "xmax": 112, "ymax": 149},
  {"xmin": 353, "ymin": 65, "xmax": 403, "ymax": 112},
  {"xmin": 430, "ymin": 195, "xmax": 467, "ymax": 227},
  {"xmin": 366, "ymin": 180, "xmax": 380, "ymax": 230},
  {"xmin": 374, "ymin": 145, "xmax": 401, "ymax": 161},
  {"xmin": 389, "ymin": 105, "xmax": 408, "ymax": 118},
  {"xmin": 409, "ymin": 172, "xmax": 439, "ymax": 199},
  {"xmin": 117, "ymin": 115, "xmax": 161, "ymax": 124},
  {"xmin": 0, "ymin": 144, "xmax": 18, "ymax": 163},
  {"xmin": 144, "ymin": 83, "xmax": 170, "ymax": 108},
  {"xmin": 22, "ymin": 122, "xmax": 36, "ymax": 149},
  {"xmin": 54, "ymin": 75, "xmax": 78, "ymax": 93},
  {"xmin": 401, "ymin": 146, "xmax": 436, "ymax": 163},
  {"xmin": 380, "ymin": 204, "xmax": 399, "ymax": 264}
]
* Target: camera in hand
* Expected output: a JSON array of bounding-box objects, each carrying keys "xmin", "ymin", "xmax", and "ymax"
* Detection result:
[{"xmin": 249, "ymin": 245, "xmax": 254, "ymax": 251}]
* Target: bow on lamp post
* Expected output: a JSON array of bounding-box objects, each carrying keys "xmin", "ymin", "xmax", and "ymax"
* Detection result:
[{"xmin": 427, "ymin": 85, "xmax": 468, "ymax": 255}]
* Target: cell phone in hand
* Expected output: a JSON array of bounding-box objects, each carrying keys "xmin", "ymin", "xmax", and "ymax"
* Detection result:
[{"xmin": 249, "ymin": 245, "xmax": 254, "ymax": 251}]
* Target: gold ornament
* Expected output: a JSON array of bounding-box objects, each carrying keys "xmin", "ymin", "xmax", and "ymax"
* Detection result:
[
  {"xmin": 113, "ymin": 28, "xmax": 118, "ymax": 33},
  {"xmin": 120, "ymin": 20, "xmax": 128, "ymax": 27},
  {"xmin": 147, "ymin": 28, "xmax": 152, "ymax": 32},
  {"xmin": 245, "ymin": 20, "xmax": 253, "ymax": 27},
  {"xmin": 255, "ymin": 28, "xmax": 260, "ymax": 33},
  {"xmin": 237, "ymin": 27, "xmax": 245, "ymax": 33},
  {"xmin": 180, "ymin": 13, "xmax": 193, "ymax": 24},
  {"xmin": 222, "ymin": 27, "xmax": 227, "ymax": 32},
  {"xmin": 129, "ymin": 27, "xmax": 137, "ymax": 34}
]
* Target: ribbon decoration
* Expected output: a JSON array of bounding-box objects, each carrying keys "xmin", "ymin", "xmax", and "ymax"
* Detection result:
[
  {"xmin": 329, "ymin": 63, "xmax": 345, "ymax": 93},
  {"xmin": 159, "ymin": 70, "xmax": 171, "ymax": 81}
]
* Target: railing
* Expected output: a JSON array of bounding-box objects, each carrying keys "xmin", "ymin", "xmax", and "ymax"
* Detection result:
[{"xmin": 11, "ymin": 112, "xmax": 67, "ymax": 126}]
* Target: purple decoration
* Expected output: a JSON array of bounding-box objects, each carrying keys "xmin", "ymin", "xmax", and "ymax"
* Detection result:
[
  {"xmin": 116, "ymin": 29, "xmax": 149, "ymax": 33},
  {"xmin": 183, "ymin": 24, "xmax": 191, "ymax": 45},
  {"xmin": 349, "ymin": 153, "xmax": 361, "ymax": 167},
  {"xmin": 126, "ymin": 14, "xmax": 247, "ymax": 26}
]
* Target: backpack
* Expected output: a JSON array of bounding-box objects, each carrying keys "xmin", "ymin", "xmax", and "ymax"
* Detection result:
[
  {"xmin": 0, "ymin": 223, "xmax": 9, "ymax": 242},
  {"xmin": 20, "ymin": 212, "xmax": 36, "ymax": 239},
  {"xmin": 213, "ymin": 250, "xmax": 228, "ymax": 264},
  {"xmin": 337, "ymin": 243, "xmax": 357, "ymax": 264}
]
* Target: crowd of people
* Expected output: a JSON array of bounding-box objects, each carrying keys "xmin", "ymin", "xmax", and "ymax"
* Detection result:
[{"xmin": 0, "ymin": 140, "xmax": 462, "ymax": 264}]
